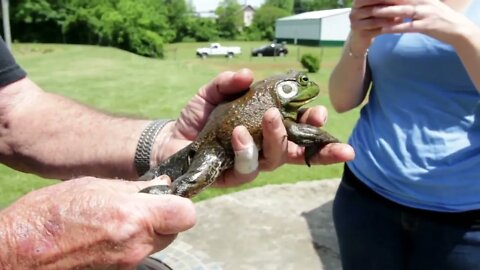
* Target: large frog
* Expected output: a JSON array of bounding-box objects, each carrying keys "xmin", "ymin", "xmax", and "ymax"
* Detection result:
[{"xmin": 139, "ymin": 70, "xmax": 339, "ymax": 198}]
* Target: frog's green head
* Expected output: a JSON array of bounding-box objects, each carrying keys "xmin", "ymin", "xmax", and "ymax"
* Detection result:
[{"xmin": 271, "ymin": 71, "xmax": 320, "ymax": 120}]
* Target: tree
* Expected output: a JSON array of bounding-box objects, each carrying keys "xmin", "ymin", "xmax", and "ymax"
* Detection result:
[
  {"xmin": 1, "ymin": 0, "xmax": 12, "ymax": 49},
  {"xmin": 293, "ymin": 0, "xmax": 352, "ymax": 13},
  {"xmin": 215, "ymin": 0, "xmax": 243, "ymax": 39},
  {"xmin": 9, "ymin": 0, "xmax": 176, "ymax": 57},
  {"xmin": 265, "ymin": 0, "xmax": 294, "ymax": 14},
  {"xmin": 164, "ymin": 0, "xmax": 189, "ymax": 42},
  {"xmin": 187, "ymin": 17, "xmax": 219, "ymax": 42},
  {"xmin": 98, "ymin": 0, "xmax": 171, "ymax": 57},
  {"xmin": 251, "ymin": 4, "xmax": 289, "ymax": 40},
  {"xmin": 10, "ymin": 0, "xmax": 68, "ymax": 42}
]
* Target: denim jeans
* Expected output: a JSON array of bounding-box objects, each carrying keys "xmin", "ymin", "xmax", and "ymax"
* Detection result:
[{"xmin": 333, "ymin": 164, "xmax": 480, "ymax": 270}]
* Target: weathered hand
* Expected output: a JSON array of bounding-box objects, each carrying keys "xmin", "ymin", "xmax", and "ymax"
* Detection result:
[
  {"xmin": 0, "ymin": 176, "xmax": 195, "ymax": 269},
  {"xmin": 152, "ymin": 69, "xmax": 254, "ymax": 166}
]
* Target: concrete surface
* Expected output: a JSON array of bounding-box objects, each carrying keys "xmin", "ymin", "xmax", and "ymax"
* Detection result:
[{"xmin": 151, "ymin": 179, "xmax": 342, "ymax": 270}]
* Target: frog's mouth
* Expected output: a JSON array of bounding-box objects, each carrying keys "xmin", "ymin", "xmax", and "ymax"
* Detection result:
[{"xmin": 288, "ymin": 97, "xmax": 316, "ymax": 108}]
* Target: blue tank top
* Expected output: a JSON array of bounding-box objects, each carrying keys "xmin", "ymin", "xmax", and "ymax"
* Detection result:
[{"xmin": 347, "ymin": 0, "xmax": 480, "ymax": 212}]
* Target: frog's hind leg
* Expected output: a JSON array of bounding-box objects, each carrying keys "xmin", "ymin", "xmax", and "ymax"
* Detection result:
[
  {"xmin": 138, "ymin": 144, "xmax": 195, "ymax": 195},
  {"xmin": 171, "ymin": 144, "xmax": 231, "ymax": 198},
  {"xmin": 138, "ymin": 144, "xmax": 195, "ymax": 181}
]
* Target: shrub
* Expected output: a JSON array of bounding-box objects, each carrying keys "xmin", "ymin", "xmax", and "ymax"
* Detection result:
[
  {"xmin": 241, "ymin": 26, "xmax": 263, "ymax": 41},
  {"xmin": 126, "ymin": 29, "xmax": 164, "ymax": 58},
  {"xmin": 300, "ymin": 53, "xmax": 320, "ymax": 73},
  {"xmin": 188, "ymin": 17, "xmax": 219, "ymax": 42}
]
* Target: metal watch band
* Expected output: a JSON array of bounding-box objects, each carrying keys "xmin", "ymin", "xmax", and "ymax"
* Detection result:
[{"xmin": 134, "ymin": 119, "xmax": 172, "ymax": 177}]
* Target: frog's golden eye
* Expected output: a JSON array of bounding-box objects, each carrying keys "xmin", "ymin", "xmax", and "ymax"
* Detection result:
[
  {"xmin": 276, "ymin": 81, "xmax": 298, "ymax": 99},
  {"xmin": 298, "ymin": 75, "xmax": 309, "ymax": 85}
]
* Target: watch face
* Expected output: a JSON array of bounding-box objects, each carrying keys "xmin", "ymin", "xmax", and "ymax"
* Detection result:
[{"xmin": 136, "ymin": 257, "xmax": 173, "ymax": 270}]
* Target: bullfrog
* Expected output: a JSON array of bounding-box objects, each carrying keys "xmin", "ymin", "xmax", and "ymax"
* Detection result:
[{"xmin": 139, "ymin": 70, "xmax": 339, "ymax": 198}]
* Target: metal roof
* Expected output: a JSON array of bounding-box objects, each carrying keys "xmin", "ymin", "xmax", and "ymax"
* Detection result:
[{"xmin": 277, "ymin": 7, "xmax": 351, "ymax": 21}]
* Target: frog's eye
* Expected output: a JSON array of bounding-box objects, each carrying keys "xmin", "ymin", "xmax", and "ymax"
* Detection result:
[
  {"xmin": 276, "ymin": 81, "xmax": 298, "ymax": 99},
  {"xmin": 297, "ymin": 75, "xmax": 309, "ymax": 85}
]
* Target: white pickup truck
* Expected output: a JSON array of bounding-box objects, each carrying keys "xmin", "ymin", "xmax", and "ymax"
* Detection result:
[{"xmin": 196, "ymin": 43, "xmax": 242, "ymax": 58}]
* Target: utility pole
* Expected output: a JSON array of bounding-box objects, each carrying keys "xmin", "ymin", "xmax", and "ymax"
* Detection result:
[{"xmin": 1, "ymin": 0, "xmax": 12, "ymax": 50}]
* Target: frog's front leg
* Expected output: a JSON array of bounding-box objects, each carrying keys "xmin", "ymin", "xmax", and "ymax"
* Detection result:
[
  {"xmin": 141, "ymin": 144, "xmax": 231, "ymax": 198},
  {"xmin": 284, "ymin": 119, "xmax": 340, "ymax": 166}
]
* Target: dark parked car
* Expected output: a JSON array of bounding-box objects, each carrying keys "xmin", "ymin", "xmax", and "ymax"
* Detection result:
[{"xmin": 251, "ymin": 43, "xmax": 288, "ymax": 57}]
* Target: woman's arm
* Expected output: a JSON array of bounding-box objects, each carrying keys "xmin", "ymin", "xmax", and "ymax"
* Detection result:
[
  {"xmin": 329, "ymin": 33, "xmax": 372, "ymax": 113},
  {"xmin": 329, "ymin": 0, "xmax": 398, "ymax": 113}
]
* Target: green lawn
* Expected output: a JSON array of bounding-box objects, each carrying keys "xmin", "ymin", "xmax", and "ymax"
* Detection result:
[{"xmin": 0, "ymin": 41, "xmax": 360, "ymax": 206}]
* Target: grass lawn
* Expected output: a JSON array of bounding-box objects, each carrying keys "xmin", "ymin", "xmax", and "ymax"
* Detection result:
[{"xmin": 0, "ymin": 41, "xmax": 361, "ymax": 206}]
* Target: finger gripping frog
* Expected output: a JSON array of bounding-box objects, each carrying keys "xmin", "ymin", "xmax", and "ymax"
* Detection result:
[{"xmin": 139, "ymin": 70, "xmax": 340, "ymax": 198}]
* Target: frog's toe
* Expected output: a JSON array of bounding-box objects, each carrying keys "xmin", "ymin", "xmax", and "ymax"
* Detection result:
[
  {"xmin": 138, "ymin": 171, "xmax": 157, "ymax": 181},
  {"xmin": 305, "ymin": 145, "xmax": 321, "ymax": 167},
  {"xmin": 139, "ymin": 185, "xmax": 171, "ymax": 195}
]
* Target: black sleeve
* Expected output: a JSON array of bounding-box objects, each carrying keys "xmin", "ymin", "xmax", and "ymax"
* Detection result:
[{"xmin": 0, "ymin": 37, "xmax": 27, "ymax": 87}]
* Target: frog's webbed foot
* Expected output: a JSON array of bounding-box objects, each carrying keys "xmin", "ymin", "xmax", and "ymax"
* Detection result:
[
  {"xmin": 304, "ymin": 144, "xmax": 325, "ymax": 167},
  {"xmin": 137, "ymin": 144, "xmax": 196, "ymax": 196},
  {"xmin": 138, "ymin": 170, "xmax": 158, "ymax": 181},
  {"xmin": 284, "ymin": 120, "xmax": 340, "ymax": 167},
  {"xmin": 139, "ymin": 185, "xmax": 171, "ymax": 195}
]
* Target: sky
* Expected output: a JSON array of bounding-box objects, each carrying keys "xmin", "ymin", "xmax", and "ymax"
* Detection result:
[{"xmin": 191, "ymin": 0, "xmax": 266, "ymax": 12}]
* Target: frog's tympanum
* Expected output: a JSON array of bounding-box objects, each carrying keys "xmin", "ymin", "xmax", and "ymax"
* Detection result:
[{"xmin": 139, "ymin": 70, "xmax": 339, "ymax": 198}]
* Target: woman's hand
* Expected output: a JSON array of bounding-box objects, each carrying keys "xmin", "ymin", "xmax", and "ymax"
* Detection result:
[
  {"xmin": 370, "ymin": 0, "xmax": 477, "ymax": 46},
  {"xmin": 153, "ymin": 69, "xmax": 354, "ymax": 189},
  {"xmin": 349, "ymin": 0, "xmax": 401, "ymax": 54}
]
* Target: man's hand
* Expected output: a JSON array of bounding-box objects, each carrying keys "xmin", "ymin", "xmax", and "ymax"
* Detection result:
[
  {"xmin": 0, "ymin": 177, "xmax": 195, "ymax": 269},
  {"xmin": 153, "ymin": 69, "xmax": 355, "ymax": 188}
]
